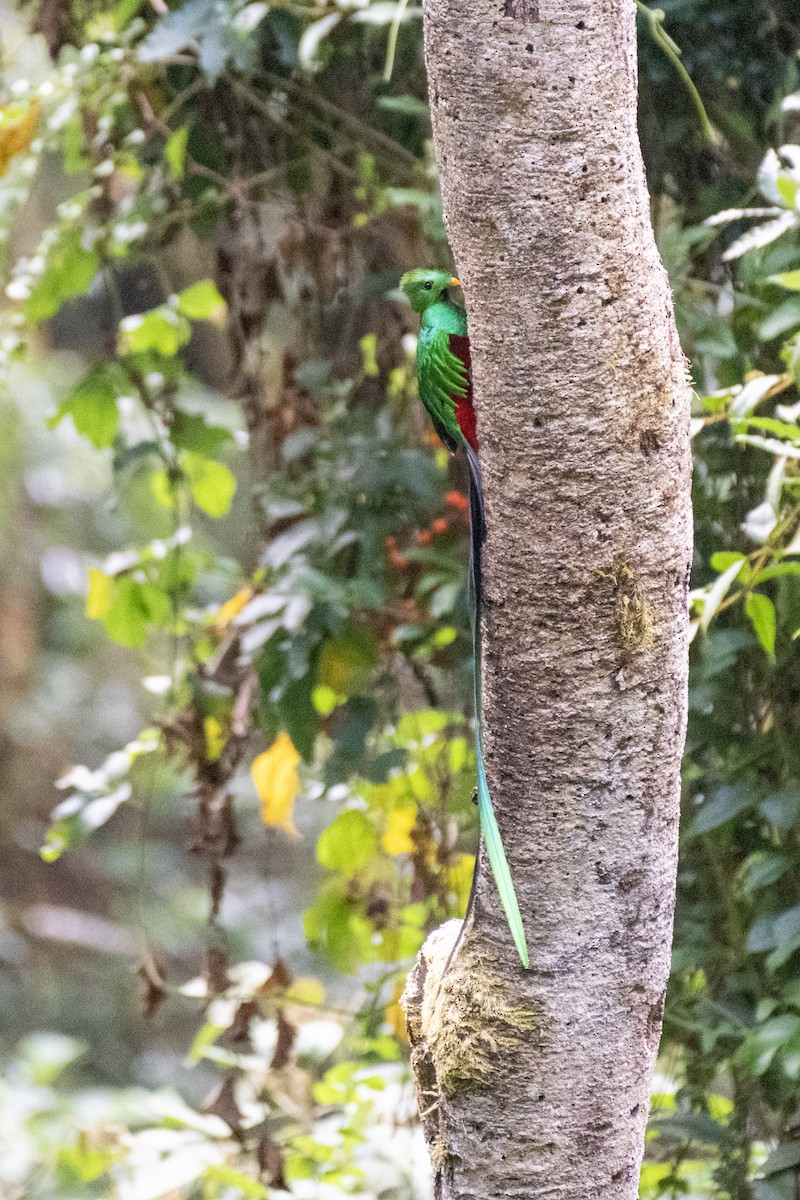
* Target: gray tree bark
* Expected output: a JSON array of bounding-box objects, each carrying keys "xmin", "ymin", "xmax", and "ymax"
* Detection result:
[{"xmin": 402, "ymin": 3, "xmax": 693, "ymax": 1198}]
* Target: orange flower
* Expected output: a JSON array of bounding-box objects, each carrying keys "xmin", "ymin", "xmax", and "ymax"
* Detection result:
[
  {"xmin": 431, "ymin": 518, "xmax": 448, "ymax": 535},
  {"xmin": 444, "ymin": 490, "xmax": 469, "ymax": 512},
  {"xmin": 417, "ymin": 530, "xmax": 432, "ymax": 545}
]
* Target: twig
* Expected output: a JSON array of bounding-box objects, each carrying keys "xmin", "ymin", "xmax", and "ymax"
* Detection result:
[
  {"xmin": 261, "ymin": 70, "xmax": 423, "ymax": 171},
  {"xmin": 635, "ymin": 1, "xmax": 718, "ymax": 145},
  {"xmin": 229, "ymin": 76, "xmax": 360, "ymax": 182},
  {"xmin": 383, "ymin": 0, "xmax": 411, "ymax": 83}
]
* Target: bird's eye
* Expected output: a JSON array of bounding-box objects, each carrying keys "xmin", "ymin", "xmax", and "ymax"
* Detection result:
[{"xmin": 424, "ymin": 281, "xmax": 433, "ymax": 290}]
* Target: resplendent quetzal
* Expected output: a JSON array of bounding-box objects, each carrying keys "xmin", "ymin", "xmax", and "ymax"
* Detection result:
[{"xmin": 399, "ymin": 268, "xmax": 528, "ymax": 968}]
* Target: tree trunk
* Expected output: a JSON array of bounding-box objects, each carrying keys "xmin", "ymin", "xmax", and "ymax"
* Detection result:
[{"xmin": 402, "ymin": 3, "xmax": 693, "ymax": 1198}]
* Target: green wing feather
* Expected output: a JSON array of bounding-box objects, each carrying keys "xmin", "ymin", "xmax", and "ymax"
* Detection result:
[{"xmin": 417, "ymin": 325, "xmax": 469, "ymax": 448}]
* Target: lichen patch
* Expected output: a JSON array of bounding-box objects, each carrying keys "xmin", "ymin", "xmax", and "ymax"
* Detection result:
[{"xmin": 613, "ymin": 563, "xmax": 656, "ymax": 653}]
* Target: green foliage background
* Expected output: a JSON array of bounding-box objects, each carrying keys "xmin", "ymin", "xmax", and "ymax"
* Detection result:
[{"xmin": 0, "ymin": 1, "xmax": 800, "ymax": 1197}]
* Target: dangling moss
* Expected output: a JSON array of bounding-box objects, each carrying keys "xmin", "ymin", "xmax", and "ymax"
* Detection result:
[{"xmin": 406, "ymin": 923, "xmax": 540, "ymax": 1100}]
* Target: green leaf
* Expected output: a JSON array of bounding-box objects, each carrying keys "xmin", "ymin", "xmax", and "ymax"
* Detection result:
[
  {"xmin": 741, "ymin": 852, "xmax": 792, "ymax": 893},
  {"xmin": 119, "ymin": 306, "xmax": 191, "ymax": 356},
  {"xmin": 18, "ymin": 1032, "xmax": 85, "ymax": 1084},
  {"xmin": 25, "ymin": 229, "xmax": 100, "ymax": 322},
  {"xmin": 377, "ymin": 95, "xmax": 429, "ymax": 117},
  {"xmin": 689, "ymin": 780, "xmax": 755, "ymax": 836},
  {"xmin": 736, "ymin": 415, "xmax": 800, "ymax": 442},
  {"xmin": 653, "ymin": 1112, "xmax": 726, "ymax": 1146},
  {"xmin": 769, "ymin": 270, "xmax": 800, "ymax": 291},
  {"xmin": 762, "ymin": 297, "xmax": 800, "ymax": 340},
  {"xmin": 111, "ymin": 0, "xmax": 148, "ymax": 30},
  {"xmin": 737, "ymin": 434, "xmax": 800, "ymax": 461},
  {"xmin": 303, "ymin": 884, "xmax": 373, "ymax": 971},
  {"xmin": 170, "ymin": 410, "xmax": 232, "ymax": 455},
  {"xmin": 767, "ymin": 907, "xmax": 800, "ymax": 970},
  {"xmin": 776, "ymin": 176, "xmax": 800, "ymax": 209},
  {"xmin": 298, "ymin": 13, "xmax": 341, "ymax": 70},
  {"xmin": 755, "ymin": 563, "xmax": 800, "ymax": 583},
  {"xmin": 150, "ymin": 468, "xmax": 178, "ymax": 510},
  {"xmin": 204, "ymin": 1165, "xmax": 269, "ymax": 1198},
  {"xmin": 746, "ymin": 593, "xmax": 776, "ymax": 658},
  {"xmin": 738, "ymin": 1014, "xmax": 800, "ymax": 1075},
  {"xmin": 429, "ymin": 579, "xmax": 461, "ymax": 618},
  {"xmin": 754, "ymin": 1175, "xmax": 798, "ymax": 1200},
  {"xmin": 396, "ymin": 709, "xmax": 449, "ymax": 742},
  {"xmin": 313, "ymin": 685, "xmax": 340, "ymax": 717},
  {"xmin": 319, "ymin": 623, "xmax": 379, "ymax": 696},
  {"xmin": 138, "ymin": 0, "xmax": 216, "ymax": 61},
  {"xmin": 747, "ymin": 914, "xmax": 776, "ymax": 953},
  {"xmin": 317, "ymin": 809, "xmax": 377, "ymax": 875},
  {"xmin": 264, "ymin": 517, "xmax": 326, "ymax": 569},
  {"xmin": 48, "ymin": 364, "xmax": 129, "ymax": 448},
  {"xmin": 277, "ymin": 672, "xmax": 318, "ymax": 762},
  {"xmin": 164, "ymin": 126, "xmax": 188, "ymax": 179},
  {"xmin": 761, "ymin": 784, "xmax": 800, "ymax": 830},
  {"xmin": 101, "ymin": 578, "xmax": 172, "ymax": 648},
  {"xmin": 761, "ymin": 1141, "xmax": 800, "ymax": 1177},
  {"xmin": 709, "ymin": 551, "xmax": 748, "ymax": 574},
  {"xmin": 359, "ymin": 333, "xmax": 379, "ymax": 377},
  {"xmin": 780, "ymin": 1032, "xmax": 800, "ymax": 1080},
  {"xmin": 233, "ymin": 3, "xmax": 269, "ymax": 34},
  {"xmin": 181, "ymin": 452, "xmax": 236, "ymax": 517},
  {"xmin": 59, "ymin": 1137, "xmax": 113, "ymax": 1185},
  {"xmin": 176, "ymin": 280, "xmax": 227, "ymax": 325},
  {"xmin": 700, "ymin": 559, "xmax": 744, "ymax": 633}
]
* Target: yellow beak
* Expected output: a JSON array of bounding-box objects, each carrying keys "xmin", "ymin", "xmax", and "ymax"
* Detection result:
[{"xmin": 450, "ymin": 277, "xmax": 461, "ymax": 287}]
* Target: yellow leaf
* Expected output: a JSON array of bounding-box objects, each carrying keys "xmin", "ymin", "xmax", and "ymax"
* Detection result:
[
  {"xmin": 312, "ymin": 684, "xmax": 341, "ymax": 717},
  {"xmin": 408, "ymin": 767, "xmax": 433, "ymax": 802},
  {"xmin": 382, "ymin": 804, "xmax": 417, "ymax": 856},
  {"xmin": 203, "ymin": 716, "xmax": 225, "ymax": 763},
  {"xmin": 359, "ymin": 332, "xmax": 379, "ymax": 377},
  {"xmin": 86, "ymin": 567, "xmax": 113, "ymax": 619},
  {"xmin": 214, "ymin": 585, "xmax": 253, "ymax": 631},
  {"xmin": 448, "ymin": 853, "xmax": 476, "ymax": 912},
  {"xmin": 252, "ymin": 733, "xmax": 301, "ymax": 837},
  {"xmin": 0, "ymin": 100, "xmax": 40, "ymax": 177},
  {"xmin": 385, "ymin": 976, "xmax": 409, "ymax": 1044},
  {"xmin": 286, "ymin": 976, "xmax": 325, "ymax": 1007}
]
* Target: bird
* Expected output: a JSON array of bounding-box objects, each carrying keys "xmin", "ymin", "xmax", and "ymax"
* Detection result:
[{"xmin": 399, "ymin": 267, "xmax": 529, "ymax": 969}]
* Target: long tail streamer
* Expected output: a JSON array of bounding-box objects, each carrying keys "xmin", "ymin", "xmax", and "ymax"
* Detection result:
[{"xmin": 465, "ymin": 446, "xmax": 529, "ymax": 969}]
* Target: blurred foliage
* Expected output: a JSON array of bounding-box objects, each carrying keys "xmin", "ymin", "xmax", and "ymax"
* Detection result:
[{"xmin": 1, "ymin": 0, "xmax": 800, "ymax": 1198}]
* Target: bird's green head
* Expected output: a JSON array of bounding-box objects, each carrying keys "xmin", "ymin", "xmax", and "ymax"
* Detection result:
[{"xmin": 399, "ymin": 268, "xmax": 460, "ymax": 313}]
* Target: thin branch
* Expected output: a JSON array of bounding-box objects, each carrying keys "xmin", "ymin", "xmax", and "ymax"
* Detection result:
[
  {"xmin": 261, "ymin": 70, "xmax": 423, "ymax": 171},
  {"xmin": 636, "ymin": 1, "xmax": 718, "ymax": 145},
  {"xmin": 383, "ymin": 0, "xmax": 411, "ymax": 83},
  {"xmin": 228, "ymin": 76, "xmax": 360, "ymax": 182}
]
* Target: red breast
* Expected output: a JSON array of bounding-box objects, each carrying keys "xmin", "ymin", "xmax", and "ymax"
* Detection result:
[{"xmin": 450, "ymin": 335, "xmax": 479, "ymax": 451}]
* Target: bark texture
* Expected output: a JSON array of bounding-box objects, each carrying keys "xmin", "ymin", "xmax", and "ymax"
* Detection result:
[{"xmin": 402, "ymin": 2, "xmax": 693, "ymax": 1198}]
